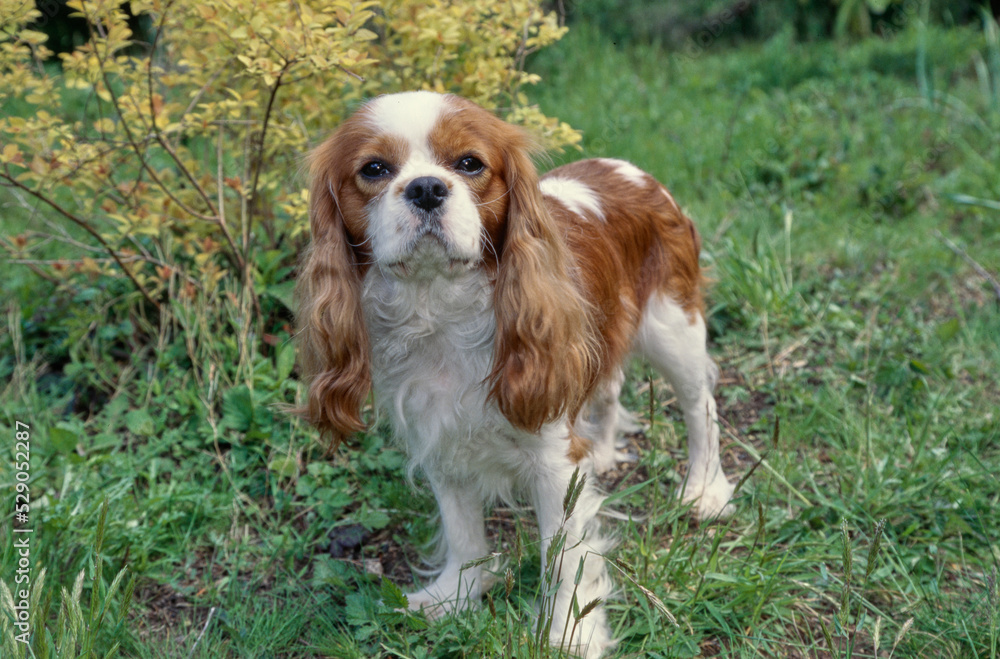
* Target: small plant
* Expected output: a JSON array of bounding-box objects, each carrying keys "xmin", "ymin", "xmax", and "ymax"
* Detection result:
[
  {"xmin": 0, "ymin": 500, "xmax": 134, "ymax": 658},
  {"xmin": 0, "ymin": 0, "xmax": 576, "ymax": 314},
  {"xmin": 818, "ymin": 518, "xmax": 904, "ymax": 658}
]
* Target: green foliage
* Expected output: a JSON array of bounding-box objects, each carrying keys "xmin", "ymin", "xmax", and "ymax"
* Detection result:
[
  {"xmin": 1, "ymin": 501, "xmax": 135, "ymax": 658},
  {"xmin": 0, "ymin": 0, "xmax": 576, "ymax": 410},
  {"xmin": 2, "ymin": 5, "xmax": 999, "ymax": 659}
]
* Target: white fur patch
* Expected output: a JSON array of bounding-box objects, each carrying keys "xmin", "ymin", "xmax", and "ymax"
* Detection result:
[
  {"xmin": 539, "ymin": 177, "xmax": 604, "ymax": 220},
  {"xmin": 366, "ymin": 91, "xmax": 448, "ymax": 150},
  {"xmin": 599, "ymin": 157, "xmax": 649, "ymax": 187},
  {"xmin": 361, "ymin": 92, "xmax": 482, "ymax": 268}
]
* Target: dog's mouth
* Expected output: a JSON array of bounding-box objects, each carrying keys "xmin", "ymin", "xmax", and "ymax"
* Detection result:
[
  {"xmin": 387, "ymin": 258, "xmax": 475, "ymax": 278},
  {"xmin": 385, "ymin": 235, "xmax": 476, "ymax": 279}
]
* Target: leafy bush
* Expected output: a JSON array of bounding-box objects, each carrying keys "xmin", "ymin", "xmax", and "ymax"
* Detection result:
[
  {"xmin": 0, "ymin": 0, "xmax": 577, "ymax": 406},
  {"xmin": 0, "ymin": 4, "xmax": 576, "ymax": 654}
]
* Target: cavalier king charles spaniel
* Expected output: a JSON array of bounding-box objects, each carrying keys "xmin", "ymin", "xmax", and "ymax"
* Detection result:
[{"xmin": 296, "ymin": 91, "xmax": 735, "ymax": 658}]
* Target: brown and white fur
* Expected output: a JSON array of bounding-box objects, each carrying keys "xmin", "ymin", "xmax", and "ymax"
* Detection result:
[{"xmin": 296, "ymin": 91, "xmax": 735, "ymax": 658}]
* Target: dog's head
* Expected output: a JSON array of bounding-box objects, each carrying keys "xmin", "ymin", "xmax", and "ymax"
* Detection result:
[{"xmin": 296, "ymin": 91, "xmax": 594, "ymax": 444}]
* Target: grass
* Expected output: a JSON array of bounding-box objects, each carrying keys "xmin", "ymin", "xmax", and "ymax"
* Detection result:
[
  {"xmin": 528, "ymin": 21, "xmax": 1000, "ymax": 657},
  {"xmin": 2, "ymin": 16, "xmax": 1000, "ymax": 659}
]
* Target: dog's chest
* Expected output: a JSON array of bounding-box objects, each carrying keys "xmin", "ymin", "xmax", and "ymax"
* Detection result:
[{"xmin": 362, "ymin": 271, "xmax": 515, "ymax": 470}]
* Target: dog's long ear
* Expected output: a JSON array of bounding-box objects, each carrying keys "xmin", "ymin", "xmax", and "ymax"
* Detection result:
[
  {"xmin": 295, "ymin": 137, "xmax": 370, "ymax": 446},
  {"xmin": 487, "ymin": 127, "xmax": 596, "ymax": 432}
]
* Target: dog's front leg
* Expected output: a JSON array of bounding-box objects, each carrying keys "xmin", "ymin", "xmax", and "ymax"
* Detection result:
[
  {"xmin": 531, "ymin": 454, "xmax": 613, "ymax": 659},
  {"xmin": 406, "ymin": 474, "xmax": 489, "ymax": 618}
]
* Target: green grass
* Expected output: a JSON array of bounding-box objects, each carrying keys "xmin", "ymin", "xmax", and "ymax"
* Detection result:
[
  {"xmin": 528, "ymin": 21, "xmax": 1000, "ymax": 658},
  {"xmin": 3, "ymin": 18, "xmax": 1000, "ymax": 659}
]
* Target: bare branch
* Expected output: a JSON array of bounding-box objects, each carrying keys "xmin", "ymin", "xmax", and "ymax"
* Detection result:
[
  {"xmin": 89, "ymin": 19, "xmax": 218, "ymax": 224},
  {"xmin": 0, "ymin": 167, "xmax": 161, "ymax": 310}
]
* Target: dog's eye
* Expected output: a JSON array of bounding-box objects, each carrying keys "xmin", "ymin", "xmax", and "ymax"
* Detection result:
[
  {"xmin": 360, "ymin": 161, "xmax": 391, "ymax": 179},
  {"xmin": 455, "ymin": 155, "xmax": 484, "ymax": 175}
]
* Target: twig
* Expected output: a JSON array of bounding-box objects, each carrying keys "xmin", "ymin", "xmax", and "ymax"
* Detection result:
[
  {"xmin": 0, "ymin": 243, "xmax": 59, "ymax": 283},
  {"xmin": 91, "ymin": 30, "xmax": 216, "ymax": 224},
  {"xmin": 142, "ymin": 17, "xmax": 236, "ymax": 246},
  {"xmin": 246, "ymin": 64, "xmax": 288, "ymax": 236},
  {"xmin": 141, "ymin": 2, "xmax": 222, "ymax": 221},
  {"xmin": 241, "ymin": 64, "xmax": 289, "ymax": 313},
  {"xmin": 0, "ymin": 168, "xmax": 161, "ymax": 310},
  {"xmin": 180, "ymin": 60, "xmax": 235, "ymax": 121},
  {"xmin": 187, "ymin": 606, "xmax": 216, "ymax": 658},
  {"xmin": 933, "ymin": 229, "xmax": 1000, "ymax": 303}
]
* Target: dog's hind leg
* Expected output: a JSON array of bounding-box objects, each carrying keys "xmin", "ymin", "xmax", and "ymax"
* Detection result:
[{"xmin": 636, "ymin": 293, "xmax": 735, "ymax": 519}]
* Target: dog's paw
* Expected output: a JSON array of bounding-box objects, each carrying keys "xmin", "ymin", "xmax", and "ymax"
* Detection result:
[
  {"xmin": 406, "ymin": 586, "xmax": 460, "ymax": 619},
  {"xmin": 680, "ymin": 472, "xmax": 736, "ymax": 520},
  {"xmin": 589, "ymin": 438, "xmax": 638, "ymax": 475},
  {"xmin": 405, "ymin": 573, "xmax": 483, "ymax": 619}
]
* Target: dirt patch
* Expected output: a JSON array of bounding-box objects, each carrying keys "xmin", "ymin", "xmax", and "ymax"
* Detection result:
[
  {"xmin": 130, "ymin": 580, "xmax": 200, "ymax": 646},
  {"xmin": 721, "ymin": 383, "xmax": 772, "ymax": 434}
]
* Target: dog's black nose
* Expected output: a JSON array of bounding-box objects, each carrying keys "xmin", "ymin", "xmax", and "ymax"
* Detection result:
[{"xmin": 405, "ymin": 176, "xmax": 449, "ymax": 212}]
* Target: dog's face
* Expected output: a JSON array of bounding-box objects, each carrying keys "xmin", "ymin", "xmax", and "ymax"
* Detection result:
[{"xmin": 318, "ymin": 91, "xmax": 521, "ymax": 278}]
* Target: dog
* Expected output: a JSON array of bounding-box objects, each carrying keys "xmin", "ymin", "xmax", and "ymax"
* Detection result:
[{"xmin": 295, "ymin": 91, "xmax": 735, "ymax": 657}]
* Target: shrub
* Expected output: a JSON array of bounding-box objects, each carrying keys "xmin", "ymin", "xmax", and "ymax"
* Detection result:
[{"xmin": 0, "ymin": 0, "xmax": 577, "ymax": 400}]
